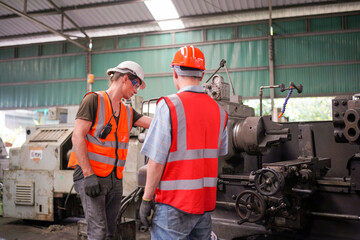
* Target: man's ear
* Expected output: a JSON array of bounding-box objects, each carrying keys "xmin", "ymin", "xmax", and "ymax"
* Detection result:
[
  {"xmin": 122, "ymin": 74, "xmax": 128, "ymax": 84},
  {"xmin": 172, "ymin": 69, "xmax": 178, "ymax": 79}
]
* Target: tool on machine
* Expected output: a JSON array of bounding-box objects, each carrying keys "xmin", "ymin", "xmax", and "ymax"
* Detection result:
[
  {"xmin": 205, "ymin": 59, "xmax": 236, "ymax": 97},
  {"xmin": 278, "ymin": 82, "xmax": 303, "ymax": 118},
  {"xmin": 205, "ymin": 59, "xmax": 226, "ymax": 83},
  {"xmin": 259, "ymin": 81, "xmax": 303, "ymax": 117}
]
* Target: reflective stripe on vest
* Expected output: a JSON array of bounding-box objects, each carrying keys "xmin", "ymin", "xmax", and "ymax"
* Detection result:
[
  {"xmin": 68, "ymin": 91, "xmax": 132, "ymax": 179},
  {"xmin": 155, "ymin": 91, "xmax": 228, "ymax": 214}
]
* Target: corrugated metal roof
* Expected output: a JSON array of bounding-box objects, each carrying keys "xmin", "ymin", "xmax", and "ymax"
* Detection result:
[
  {"xmin": 174, "ymin": 0, "xmax": 333, "ymax": 16},
  {"xmin": 0, "ymin": 0, "xmax": 358, "ymax": 47},
  {"xmin": 0, "ymin": 0, "xmax": 52, "ymax": 16},
  {"xmin": 65, "ymin": 2, "xmax": 153, "ymax": 27}
]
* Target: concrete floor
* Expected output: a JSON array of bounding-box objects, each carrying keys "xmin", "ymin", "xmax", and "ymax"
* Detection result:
[{"xmin": 0, "ymin": 217, "xmax": 150, "ymax": 240}]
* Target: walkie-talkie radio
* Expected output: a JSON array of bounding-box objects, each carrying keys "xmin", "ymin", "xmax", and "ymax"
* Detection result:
[{"xmin": 99, "ymin": 114, "xmax": 114, "ymax": 139}]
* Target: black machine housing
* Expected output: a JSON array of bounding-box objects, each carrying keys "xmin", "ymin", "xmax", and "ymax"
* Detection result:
[{"xmin": 203, "ymin": 75, "xmax": 360, "ymax": 240}]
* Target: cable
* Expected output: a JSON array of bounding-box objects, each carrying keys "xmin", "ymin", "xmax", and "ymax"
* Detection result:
[
  {"xmin": 118, "ymin": 187, "xmax": 143, "ymax": 222},
  {"xmin": 279, "ymin": 86, "xmax": 293, "ymax": 118},
  {"xmin": 64, "ymin": 184, "xmax": 74, "ymax": 209}
]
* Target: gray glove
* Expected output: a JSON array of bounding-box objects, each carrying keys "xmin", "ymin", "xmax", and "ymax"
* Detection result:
[
  {"xmin": 84, "ymin": 174, "xmax": 101, "ymax": 198},
  {"xmin": 139, "ymin": 198, "xmax": 154, "ymax": 227}
]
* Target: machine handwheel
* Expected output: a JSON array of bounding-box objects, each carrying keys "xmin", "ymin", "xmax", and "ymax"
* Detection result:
[
  {"xmin": 254, "ymin": 168, "xmax": 283, "ymax": 196},
  {"xmin": 235, "ymin": 190, "xmax": 266, "ymax": 223}
]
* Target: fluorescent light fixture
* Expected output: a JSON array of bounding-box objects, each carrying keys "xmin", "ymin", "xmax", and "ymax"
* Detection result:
[
  {"xmin": 158, "ymin": 19, "xmax": 184, "ymax": 30},
  {"xmin": 145, "ymin": 0, "xmax": 179, "ymax": 20},
  {"xmin": 145, "ymin": 0, "xmax": 184, "ymax": 30}
]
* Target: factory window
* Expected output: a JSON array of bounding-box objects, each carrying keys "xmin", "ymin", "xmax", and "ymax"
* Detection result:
[
  {"xmin": 145, "ymin": 33, "xmax": 172, "ymax": 47},
  {"xmin": 207, "ymin": 27, "xmax": 234, "ymax": 41},
  {"xmin": 347, "ymin": 14, "xmax": 360, "ymax": 29},
  {"xmin": 92, "ymin": 38, "xmax": 115, "ymax": 51},
  {"xmin": 243, "ymin": 96, "xmax": 333, "ymax": 122},
  {"xmin": 175, "ymin": 30, "xmax": 203, "ymax": 44},
  {"xmin": 41, "ymin": 43, "xmax": 63, "ymax": 56},
  {"xmin": 0, "ymin": 48, "xmax": 14, "ymax": 59},
  {"xmin": 118, "ymin": 36, "xmax": 142, "ymax": 49},
  {"xmin": 238, "ymin": 23, "xmax": 268, "ymax": 38},
  {"xmin": 18, "ymin": 45, "xmax": 38, "ymax": 58},
  {"xmin": 310, "ymin": 16, "xmax": 342, "ymax": 32}
]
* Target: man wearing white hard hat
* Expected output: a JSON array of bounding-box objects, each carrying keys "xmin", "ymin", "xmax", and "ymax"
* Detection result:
[{"xmin": 69, "ymin": 60, "xmax": 151, "ymax": 239}]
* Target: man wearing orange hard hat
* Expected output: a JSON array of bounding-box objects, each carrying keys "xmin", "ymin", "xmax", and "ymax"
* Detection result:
[{"xmin": 139, "ymin": 46, "xmax": 228, "ymax": 239}]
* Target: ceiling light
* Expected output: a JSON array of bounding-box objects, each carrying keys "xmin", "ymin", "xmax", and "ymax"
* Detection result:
[
  {"xmin": 158, "ymin": 19, "xmax": 184, "ymax": 30},
  {"xmin": 145, "ymin": 0, "xmax": 179, "ymax": 20}
]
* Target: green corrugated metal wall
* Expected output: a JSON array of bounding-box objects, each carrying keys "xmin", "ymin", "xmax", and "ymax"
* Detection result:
[
  {"xmin": 274, "ymin": 32, "xmax": 360, "ymax": 64},
  {"xmin": 0, "ymin": 14, "xmax": 359, "ymax": 109},
  {"xmin": 0, "ymin": 53, "xmax": 87, "ymax": 108}
]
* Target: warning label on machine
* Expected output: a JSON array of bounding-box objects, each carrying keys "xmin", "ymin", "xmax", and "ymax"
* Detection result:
[{"xmin": 29, "ymin": 147, "xmax": 44, "ymax": 162}]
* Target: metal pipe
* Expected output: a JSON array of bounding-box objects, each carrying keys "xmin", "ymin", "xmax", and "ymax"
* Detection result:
[
  {"xmin": 0, "ymin": 1, "xmax": 89, "ymax": 51},
  {"xmin": 24, "ymin": 0, "xmax": 27, "ymax": 13},
  {"xmin": 268, "ymin": 0, "xmax": 275, "ymax": 115},
  {"xmin": 224, "ymin": 62, "xmax": 235, "ymax": 96},
  {"xmin": 311, "ymin": 212, "xmax": 360, "ymax": 221},
  {"xmin": 291, "ymin": 188, "xmax": 312, "ymax": 194},
  {"xmin": 140, "ymin": 98, "xmax": 159, "ymax": 115},
  {"xmin": 216, "ymin": 201, "xmax": 236, "ymax": 208},
  {"xmin": 259, "ymin": 88, "xmax": 263, "ymax": 116},
  {"xmin": 316, "ymin": 179, "xmax": 351, "ymax": 187},
  {"xmin": 259, "ymin": 84, "xmax": 281, "ymax": 116},
  {"xmin": 87, "ymin": 51, "xmax": 92, "ymax": 92}
]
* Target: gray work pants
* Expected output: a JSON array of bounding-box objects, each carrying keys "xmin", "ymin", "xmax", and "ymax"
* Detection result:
[{"xmin": 74, "ymin": 171, "xmax": 123, "ymax": 240}]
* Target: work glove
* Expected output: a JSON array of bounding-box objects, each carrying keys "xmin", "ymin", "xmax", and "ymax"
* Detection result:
[
  {"xmin": 84, "ymin": 174, "xmax": 101, "ymax": 198},
  {"xmin": 139, "ymin": 198, "xmax": 154, "ymax": 228}
]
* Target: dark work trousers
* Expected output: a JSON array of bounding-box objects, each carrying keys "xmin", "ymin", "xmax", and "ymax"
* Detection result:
[{"xmin": 74, "ymin": 171, "xmax": 123, "ymax": 240}]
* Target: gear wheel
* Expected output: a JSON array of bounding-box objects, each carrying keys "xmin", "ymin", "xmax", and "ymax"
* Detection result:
[
  {"xmin": 254, "ymin": 168, "xmax": 284, "ymax": 196},
  {"xmin": 235, "ymin": 190, "xmax": 266, "ymax": 223}
]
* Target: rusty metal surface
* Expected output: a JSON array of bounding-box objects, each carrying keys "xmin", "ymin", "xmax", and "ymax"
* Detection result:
[{"xmin": 3, "ymin": 169, "xmax": 54, "ymax": 221}]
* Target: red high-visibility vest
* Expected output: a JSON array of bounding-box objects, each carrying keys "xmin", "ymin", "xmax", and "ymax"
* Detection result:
[
  {"xmin": 68, "ymin": 91, "xmax": 133, "ymax": 179},
  {"xmin": 155, "ymin": 91, "xmax": 228, "ymax": 214}
]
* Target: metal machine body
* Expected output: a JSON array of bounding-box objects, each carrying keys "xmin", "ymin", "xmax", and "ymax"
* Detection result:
[
  {"xmin": 2, "ymin": 95, "xmax": 146, "ymax": 222},
  {"xmin": 3, "ymin": 124, "xmax": 75, "ymax": 221},
  {"xmin": 202, "ymin": 75, "xmax": 360, "ymax": 239},
  {"xmin": 0, "ymin": 137, "xmax": 9, "ymax": 182}
]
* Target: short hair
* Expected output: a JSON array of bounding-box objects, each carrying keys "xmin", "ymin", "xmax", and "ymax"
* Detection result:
[{"xmin": 108, "ymin": 72, "xmax": 124, "ymax": 87}]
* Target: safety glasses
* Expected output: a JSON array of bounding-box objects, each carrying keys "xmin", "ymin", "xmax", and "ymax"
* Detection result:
[{"xmin": 128, "ymin": 75, "xmax": 141, "ymax": 89}]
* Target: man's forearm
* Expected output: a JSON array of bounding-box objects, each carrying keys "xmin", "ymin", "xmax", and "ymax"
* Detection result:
[
  {"xmin": 72, "ymin": 137, "xmax": 93, "ymax": 177},
  {"xmin": 143, "ymin": 159, "xmax": 165, "ymax": 200},
  {"xmin": 135, "ymin": 116, "xmax": 152, "ymax": 129}
]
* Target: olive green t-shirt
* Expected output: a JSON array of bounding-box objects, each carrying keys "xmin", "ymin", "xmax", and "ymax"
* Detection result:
[{"xmin": 75, "ymin": 92, "xmax": 143, "ymax": 128}]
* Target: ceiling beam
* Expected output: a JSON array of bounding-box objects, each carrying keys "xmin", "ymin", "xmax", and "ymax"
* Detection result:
[
  {"xmin": 0, "ymin": 1, "xmax": 89, "ymax": 50},
  {"xmin": 47, "ymin": 0, "xmax": 90, "ymax": 40},
  {"xmin": 0, "ymin": 0, "xmax": 145, "ymax": 20}
]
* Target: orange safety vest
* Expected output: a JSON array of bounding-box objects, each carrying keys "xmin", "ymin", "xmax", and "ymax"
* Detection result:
[
  {"xmin": 68, "ymin": 91, "xmax": 133, "ymax": 179},
  {"xmin": 155, "ymin": 91, "xmax": 228, "ymax": 214}
]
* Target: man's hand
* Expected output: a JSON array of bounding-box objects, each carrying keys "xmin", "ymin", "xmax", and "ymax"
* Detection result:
[
  {"xmin": 84, "ymin": 174, "xmax": 101, "ymax": 197},
  {"xmin": 139, "ymin": 198, "xmax": 154, "ymax": 227}
]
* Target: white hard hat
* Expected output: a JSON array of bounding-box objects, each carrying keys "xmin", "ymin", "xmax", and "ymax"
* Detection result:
[{"xmin": 107, "ymin": 61, "xmax": 146, "ymax": 90}]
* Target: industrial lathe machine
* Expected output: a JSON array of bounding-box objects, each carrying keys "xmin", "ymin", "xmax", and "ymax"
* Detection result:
[{"xmin": 200, "ymin": 69, "xmax": 360, "ymax": 239}]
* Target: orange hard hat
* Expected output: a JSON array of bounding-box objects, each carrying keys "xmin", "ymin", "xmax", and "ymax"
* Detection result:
[{"xmin": 171, "ymin": 45, "xmax": 205, "ymax": 70}]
